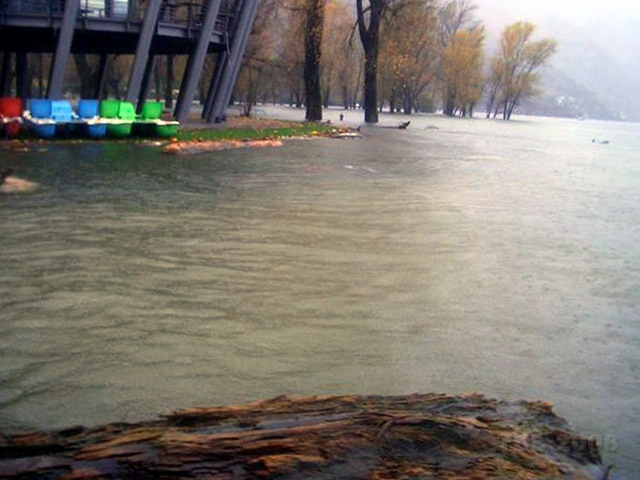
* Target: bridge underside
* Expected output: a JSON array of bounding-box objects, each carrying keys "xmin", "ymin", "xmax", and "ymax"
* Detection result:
[
  {"xmin": 0, "ymin": 26, "xmax": 226, "ymax": 55},
  {"xmin": 0, "ymin": 0, "xmax": 258, "ymax": 123}
]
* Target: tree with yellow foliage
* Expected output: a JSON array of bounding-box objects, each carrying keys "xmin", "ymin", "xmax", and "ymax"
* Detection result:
[
  {"xmin": 486, "ymin": 21, "xmax": 557, "ymax": 120},
  {"xmin": 379, "ymin": 0, "xmax": 439, "ymax": 114},
  {"xmin": 440, "ymin": 27, "xmax": 484, "ymax": 116}
]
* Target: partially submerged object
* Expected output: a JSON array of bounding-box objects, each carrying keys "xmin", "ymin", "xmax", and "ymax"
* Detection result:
[
  {"xmin": 163, "ymin": 138, "xmax": 284, "ymax": 155},
  {"xmin": 0, "ymin": 393, "xmax": 608, "ymax": 479},
  {"xmin": 0, "ymin": 169, "xmax": 38, "ymax": 193}
]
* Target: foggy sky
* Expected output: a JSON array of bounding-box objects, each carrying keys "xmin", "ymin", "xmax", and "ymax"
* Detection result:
[
  {"xmin": 476, "ymin": 0, "xmax": 640, "ymax": 73},
  {"xmin": 477, "ymin": 0, "xmax": 640, "ymax": 25},
  {"xmin": 476, "ymin": 0, "xmax": 640, "ymax": 120}
]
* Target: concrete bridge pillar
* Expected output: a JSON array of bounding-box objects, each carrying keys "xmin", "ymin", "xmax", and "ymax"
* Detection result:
[
  {"xmin": 126, "ymin": 0, "xmax": 162, "ymax": 106},
  {"xmin": 48, "ymin": 0, "xmax": 79, "ymax": 99},
  {"xmin": 174, "ymin": 0, "xmax": 224, "ymax": 123},
  {"xmin": 136, "ymin": 55, "xmax": 156, "ymax": 112},
  {"xmin": 207, "ymin": 0, "xmax": 258, "ymax": 122}
]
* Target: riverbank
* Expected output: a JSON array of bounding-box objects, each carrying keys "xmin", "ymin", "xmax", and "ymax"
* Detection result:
[
  {"xmin": 0, "ymin": 393, "xmax": 608, "ymax": 479},
  {"xmin": 0, "ymin": 116, "xmax": 350, "ymax": 150},
  {"xmin": 163, "ymin": 116, "xmax": 356, "ymax": 154}
]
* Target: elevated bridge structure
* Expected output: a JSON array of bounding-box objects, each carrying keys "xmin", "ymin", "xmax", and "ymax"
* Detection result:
[{"xmin": 0, "ymin": 0, "xmax": 258, "ymax": 123}]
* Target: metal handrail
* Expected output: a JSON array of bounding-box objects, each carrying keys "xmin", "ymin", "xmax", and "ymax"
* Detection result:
[{"xmin": 0, "ymin": 0, "xmax": 236, "ymax": 31}]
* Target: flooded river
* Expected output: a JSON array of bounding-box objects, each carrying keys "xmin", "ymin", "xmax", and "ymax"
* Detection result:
[{"xmin": 1, "ymin": 108, "xmax": 639, "ymax": 477}]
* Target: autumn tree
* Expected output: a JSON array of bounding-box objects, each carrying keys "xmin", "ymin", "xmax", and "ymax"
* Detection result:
[
  {"xmin": 486, "ymin": 21, "xmax": 557, "ymax": 120},
  {"xmin": 378, "ymin": 0, "xmax": 439, "ymax": 114},
  {"xmin": 436, "ymin": 0, "xmax": 481, "ymax": 116},
  {"xmin": 321, "ymin": 0, "xmax": 360, "ymax": 108},
  {"xmin": 440, "ymin": 27, "xmax": 484, "ymax": 116}
]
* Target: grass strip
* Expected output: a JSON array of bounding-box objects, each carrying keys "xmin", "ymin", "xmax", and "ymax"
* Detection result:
[{"xmin": 178, "ymin": 123, "xmax": 336, "ymax": 142}]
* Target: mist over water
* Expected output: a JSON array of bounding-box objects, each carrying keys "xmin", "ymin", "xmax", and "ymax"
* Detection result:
[{"xmin": 1, "ymin": 110, "xmax": 639, "ymax": 477}]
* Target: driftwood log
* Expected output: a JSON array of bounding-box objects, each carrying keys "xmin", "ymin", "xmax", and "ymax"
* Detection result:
[{"xmin": 0, "ymin": 393, "xmax": 608, "ymax": 479}]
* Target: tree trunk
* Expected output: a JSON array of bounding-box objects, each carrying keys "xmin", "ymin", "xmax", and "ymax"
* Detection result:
[
  {"xmin": 304, "ymin": 0, "xmax": 324, "ymax": 121},
  {"xmin": 403, "ymin": 89, "xmax": 413, "ymax": 115},
  {"xmin": 357, "ymin": 0, "xmax": 384, "ymax": 124},
  {"xmin": 444, "ymin": 95, "xmax": 455, "ymax": 116},
  {"xmin": 73, "ymin": 54, "xmax": 100, "ymax": 99},
  {"xmin": 362, "ymin": 46, "xmax": 379, "ymax": 123}
]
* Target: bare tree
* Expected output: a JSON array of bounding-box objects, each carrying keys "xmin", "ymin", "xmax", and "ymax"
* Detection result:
[{"xmin": 437, "ymin": 0, "xmax": 479, "ymax": 46}]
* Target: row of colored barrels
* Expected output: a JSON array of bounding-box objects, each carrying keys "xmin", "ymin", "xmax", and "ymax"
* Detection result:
[{"xmin": 0, "ymin": 97, "xmax": 179, "ymax": 139}]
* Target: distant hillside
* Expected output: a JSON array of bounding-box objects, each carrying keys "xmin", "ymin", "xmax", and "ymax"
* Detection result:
[
  {"xmin": 479, "ymin": 4, "xmax": 640, "ymax": 121},
  {"xmin": 516, "ymin": 66, "xmax": 624, "ymax": 120}
]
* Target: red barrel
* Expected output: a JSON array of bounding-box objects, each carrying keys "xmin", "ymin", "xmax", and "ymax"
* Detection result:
[{"xmin": 0, "ymin": 97, "xmax": 23, "ymax": 117}]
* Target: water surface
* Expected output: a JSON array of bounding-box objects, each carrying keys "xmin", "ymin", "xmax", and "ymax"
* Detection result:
[{"xmin": 1, "ymin": 110, "xmax": 639, "ymax": 477}]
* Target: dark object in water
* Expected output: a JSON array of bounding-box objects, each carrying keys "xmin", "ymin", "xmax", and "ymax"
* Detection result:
[
  {"xmin": 0, "ymin": 168, "xmax": 13, "ymax": 186},
  {"xmin": 0, "ymin": 393, "xmax": 608, "ymax": 479},
  {"xmin": 399, "ymin": 121, "xmax": 411, "ymax": 129}
]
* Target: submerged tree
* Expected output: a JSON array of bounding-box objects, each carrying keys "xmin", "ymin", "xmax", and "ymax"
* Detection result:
[
  {"xmin": 379, "ymin": 0, "xmax": 439, "ymax": 114},
  {"xmin": 356, "ymin": 0, "xmax": 392, "ymax": 123},
  {"xmin": 440, "ymin": 27, "xmax": 484, "ymax": 116},
  {"xmin": 436, "ymin": 0, "xmax": 482, "ymax": 116},
  {"xmin": 486, "ymin": 22, "xmax": 557, "ymax": 120},
  {"xmin": 303, "ymin": 0, "xmax": 326, "ymax": 120}
]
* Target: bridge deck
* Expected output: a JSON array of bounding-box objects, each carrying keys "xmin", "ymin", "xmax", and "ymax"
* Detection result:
[
  {"xmin": 0, "ymin": 0, "xmax": 234, "ymax": 54},
  {"xmin": 0, "ymin": 0, "xmax": 256, "ymax": 123}
]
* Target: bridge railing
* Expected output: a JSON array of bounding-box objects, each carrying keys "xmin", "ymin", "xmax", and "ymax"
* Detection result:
[
  {"xmin": 2, "ymin": 0, "xmax": 65, "ymax": 17},
  {"xmin": 1, "ymin": 0, "xmax": 236, "ymax": 32},
  {"xmin": 158, "ymin": 0, "xmax": 236, "ymax": 33}
]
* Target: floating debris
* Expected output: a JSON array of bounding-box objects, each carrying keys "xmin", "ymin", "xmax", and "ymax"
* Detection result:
[
  {"xmin": 0, "ymin": 394, "xmax": 608, "ymax": 479},
  {"xmin": 162, "ymin": 138, "xmax": 284, "ymax": 155}
]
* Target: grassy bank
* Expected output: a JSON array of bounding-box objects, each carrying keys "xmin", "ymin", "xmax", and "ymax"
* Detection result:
[
  {"xmin": 2, "ymin": 117, "xmax": 342, "ymax": 145},
  {"xmin": 178, "ymin": 117, "xmax": 339, "ymax": 142}
]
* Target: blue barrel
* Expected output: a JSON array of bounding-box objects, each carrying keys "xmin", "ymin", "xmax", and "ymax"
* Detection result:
[
  {"xmin": 29, "ymin": 99, "xmax": 52, "ymax": 118},
  {"xmin": 78, "ymin": 99, "xmax": 100, "ymax": 118},
  {"xmin": 51, "ymin": 100, "xmax": 73, "ymax": 122}
]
